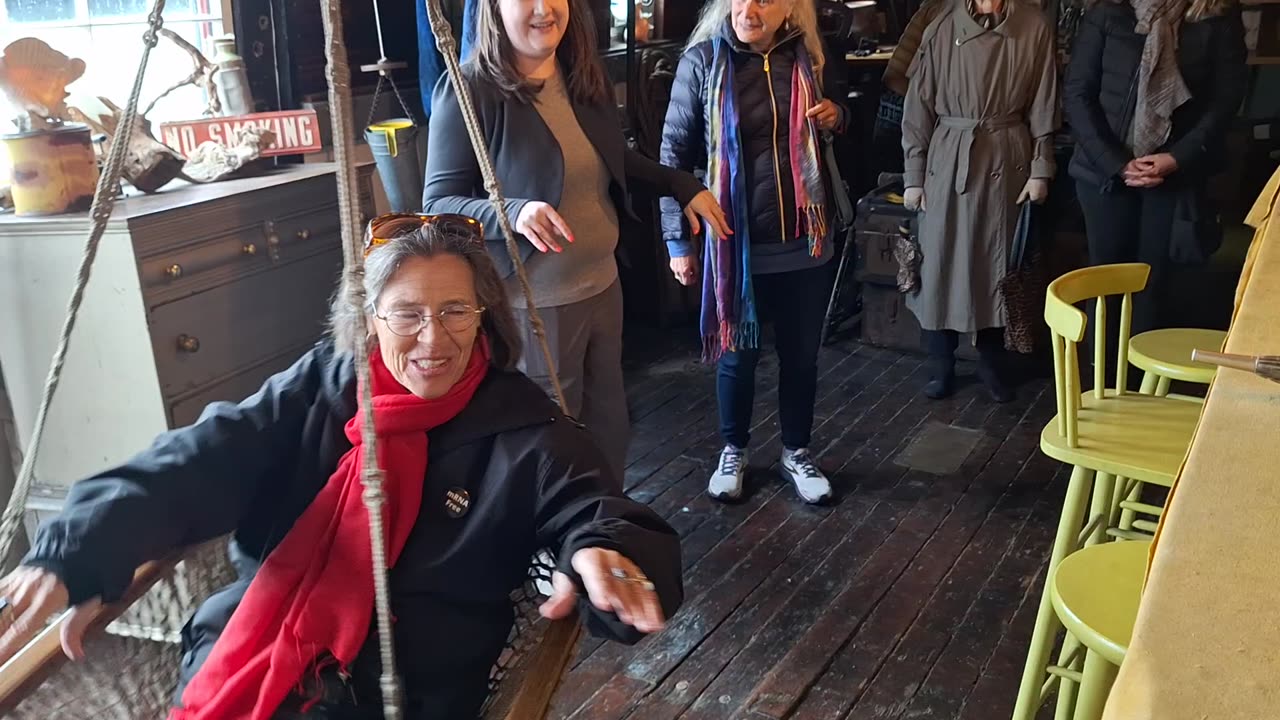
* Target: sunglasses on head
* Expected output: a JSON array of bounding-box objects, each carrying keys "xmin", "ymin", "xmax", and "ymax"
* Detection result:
[{"xmin": 363, "ymin": 213, "xmax": 485, "ymax": 257}]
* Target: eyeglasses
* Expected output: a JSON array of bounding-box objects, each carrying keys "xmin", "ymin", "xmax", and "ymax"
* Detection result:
[
  {"xmin": 363, "ymin": 213, "xmax": 484, "ymax": 257},
  {"xmin": 375, "ymin": 305, "xmax": 487, "ymax": 336}
]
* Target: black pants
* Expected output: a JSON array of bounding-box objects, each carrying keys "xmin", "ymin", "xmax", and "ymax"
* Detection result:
[
  {"xmin": 717, "ymin": 262, "xmax": 836, "ymax": 451},
  {"xmin": 1075, "ymin": 179, "xmax": 1179, "ymax": 383}
]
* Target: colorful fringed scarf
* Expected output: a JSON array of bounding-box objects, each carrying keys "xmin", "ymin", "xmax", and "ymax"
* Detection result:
[{"xmin": 701, "ymin": 37, "xmax": 828, "ymax": 362}]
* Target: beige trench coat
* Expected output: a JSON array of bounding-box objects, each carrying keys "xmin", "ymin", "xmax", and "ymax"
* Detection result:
[{"xmin": 901, "ymin": 0, "xmax": 1060, "ymax": 332}]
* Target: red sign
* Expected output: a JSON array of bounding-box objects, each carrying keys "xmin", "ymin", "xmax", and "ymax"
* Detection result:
[{"xmin": 159, "ymin": 109, "xmax": 323, "ymax": 158}]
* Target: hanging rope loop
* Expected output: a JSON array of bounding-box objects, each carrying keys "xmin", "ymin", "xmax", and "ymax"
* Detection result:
[{"xmin": 0, "ymin": 0, "xmax": 169, "ymax": 565}]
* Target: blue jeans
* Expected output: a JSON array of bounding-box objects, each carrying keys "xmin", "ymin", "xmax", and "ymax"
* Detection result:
[{"xmin": 717, "ymin": 261, "xmax": 836, "ymax": 451}]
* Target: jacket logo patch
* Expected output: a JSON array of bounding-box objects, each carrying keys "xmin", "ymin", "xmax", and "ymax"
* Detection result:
[{"xmin": 445, "ymin": 488, "xmax": 471, "ymax": 518}]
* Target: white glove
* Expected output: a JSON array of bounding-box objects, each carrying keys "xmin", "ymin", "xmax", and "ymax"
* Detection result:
[
  {"xmin": 1017, "ymin": 179, "xmax": 1049, "ymax": 205},
  {"xmin": 904, "ymin": 186, "xmax": 925, "ymax": 212}
]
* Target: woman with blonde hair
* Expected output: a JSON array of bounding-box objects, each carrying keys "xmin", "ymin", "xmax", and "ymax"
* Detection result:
[
  {"xmin": 1064, "ymin": 0, "xmax": 1247, "ymax": 366},
  {"xmin": 660, "ymin": 0, "xmax": 849, "ymax": 504}
]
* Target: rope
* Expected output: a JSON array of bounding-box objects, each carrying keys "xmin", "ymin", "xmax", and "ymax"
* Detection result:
[
  {"xmin": 317, "ymin": 0, "xmax": 404, "ymax": 717},
  {"xmin": 422, "ymin": 0, "xmax": 571, "ymax": 416},
  {"xmin": 0, "ymin": 0, "xmax": 168, "ymax": 563}
]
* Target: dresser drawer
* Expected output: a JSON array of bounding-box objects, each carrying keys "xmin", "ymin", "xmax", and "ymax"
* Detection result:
[
  {"xmin": 149, "ymin": 248, "xmax": 343, "ymax": 397},
  {"xmin": 168, "ymin": 345, "xmax": 312, "ymax": 427},
  {"xmin": 133, "ymin": 169, "xmax": 374, "ymax": 307},
  {"xmin": 138, "ymin": 208, "xmax": 341, "ymax": 305}
]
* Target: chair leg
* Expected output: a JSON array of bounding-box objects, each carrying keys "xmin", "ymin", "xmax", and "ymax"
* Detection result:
[
  {"xmin": 1155, "ymin": 376, "xmax": 1172, "ymax": 397},
  {"xmin": 1139, "ymin": 371, "xmax": 1158, "ymax": 396},
  {"xmin": 1072, "ymin": 649, "xmax": 1119, "ymax": 720},
  {"xmin": 1085, "ymin": 473, "xmax": 1115, "ymax": 547},
  {"xmin": 1011, "ymin": 465, "xmax": 1095, "ymax": 720},
  {"xmin": 1053, "ymin": 634, "xmax": 1082, "ymax": 720},
  {"xmin": 1118, "ymin": 480, "xmax": 1142, "ymax": 532}
]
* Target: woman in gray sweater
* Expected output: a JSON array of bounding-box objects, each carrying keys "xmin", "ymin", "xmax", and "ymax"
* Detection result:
[{"xmin": 423, "ymin": 0, "xmax": 728, "ymax": 487}]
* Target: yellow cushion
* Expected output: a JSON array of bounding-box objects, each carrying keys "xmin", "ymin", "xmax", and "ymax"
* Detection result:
[
  {"xmin": 1040, "ymin": 391, "xmax": 1202, "ymax": 486},
  {"xmin": 1051, "ymin": 540, "xmax": 1150, "ymax": 667}
]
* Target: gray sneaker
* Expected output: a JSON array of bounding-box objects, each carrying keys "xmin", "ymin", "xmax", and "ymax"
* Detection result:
[
  {"xmin": 780, "ymin": 448, "xmax": 832, "ymax": 504},
  {"xmin": 709, "ymin": 445, "xmax": 748, "ymax": 501}
]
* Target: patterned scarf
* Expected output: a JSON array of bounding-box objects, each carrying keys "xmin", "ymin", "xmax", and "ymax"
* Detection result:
[
  {"xmin": 701, "ymin": 37, "xmax": 828, "ymax": 362},
  {"xmin": 1130, "ymin": 0, "xmax": 1191, "ymax": 156}
]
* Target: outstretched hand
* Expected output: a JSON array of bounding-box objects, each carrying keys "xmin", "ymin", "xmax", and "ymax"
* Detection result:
[
  {"xmin": 683, "ymin": 190, "xmax": 732, "ymax": 240},
  {"xmin": 538, "ymin": 547, "xmax": 666, "ymax": 634},
  {"xmin": 0, "ymin": 566, "xmax": 99, "ymax": 666}
]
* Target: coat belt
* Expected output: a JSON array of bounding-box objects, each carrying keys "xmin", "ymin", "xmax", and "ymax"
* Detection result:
[{"xmin": 938, "ymin": 114, "xmax": 1024, "ymax": 194}]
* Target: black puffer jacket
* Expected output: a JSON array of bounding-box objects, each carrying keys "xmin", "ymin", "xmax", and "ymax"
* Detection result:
[
  {"xmin": 1063, "ymin": 0, "xmax": 1248, "ymax": 188},
  {"xmin": 660, "ymin": 23, "xmax": 846, "ymax": 274},
  {"xmin": 22, "ymin": 339, "xmax": 683, "ymax": 719}
]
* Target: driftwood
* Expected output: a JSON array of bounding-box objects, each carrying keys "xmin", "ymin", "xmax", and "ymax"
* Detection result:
[
  {"xmin": 145, "ymin": 29, "xmax": 221, "ymax": 118},
  {"xmin": 66, "ymin": 96, "xmax": 184, "ymax": 193}
]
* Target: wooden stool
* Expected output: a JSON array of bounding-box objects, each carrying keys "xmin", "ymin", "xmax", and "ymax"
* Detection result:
[
  {"xmin": 1048, "ymin": 539, "xmax": 1148, "ymax": 720},
  {"xmin": 1129, "ymin": 328, "xmax": 1226, "ymax": 396}
]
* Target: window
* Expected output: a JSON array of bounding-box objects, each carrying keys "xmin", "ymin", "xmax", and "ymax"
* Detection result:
[{"xmin": 0, "ymin": 0, "xmax": 230, "ymax": 132}]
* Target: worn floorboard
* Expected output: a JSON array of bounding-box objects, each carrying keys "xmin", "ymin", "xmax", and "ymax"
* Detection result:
[{"xmin": 551, "ymin": 329, "xmax": 1067, "ymax": 720}]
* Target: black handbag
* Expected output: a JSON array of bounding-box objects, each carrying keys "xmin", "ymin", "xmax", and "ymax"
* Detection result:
[{"xmin": 1169, "ymin": 185, "xmax": 1223, "ymax": 265}]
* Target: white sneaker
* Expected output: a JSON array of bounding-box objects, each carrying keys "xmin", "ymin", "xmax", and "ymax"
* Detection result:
[
  {"xmin": 708, "ymin": 445, "xmax": 748, "ymax": 501},
  {"xmin": 780, "ymin": 448, "xmax": 832, "ymax": 504}
]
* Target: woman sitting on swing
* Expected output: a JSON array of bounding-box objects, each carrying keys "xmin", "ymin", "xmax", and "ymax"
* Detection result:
[{"xmin": 0, "ymin": 215, "xmax": 683, "ymax": 719}]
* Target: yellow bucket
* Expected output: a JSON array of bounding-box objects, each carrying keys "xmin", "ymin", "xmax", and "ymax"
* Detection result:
[
  {"xmin": 1, "ymin": 124, "xmax": 99, "ymax": 217},
  {"xmin": 367, "ymin": 119, "xmax": 415, "ymax": 157}
]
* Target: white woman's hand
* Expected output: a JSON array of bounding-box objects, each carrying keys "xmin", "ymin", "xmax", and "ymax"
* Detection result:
[
  {"xmin": 904, "ymin": 186, "xmax": 926, "ymax": 212},
  {"xmin": 0, "ymin": 566, "xmax": 100, "ymax": 665},
  {"xmin": 670, "ymin": 256, "xmax": 698, "ymax": 286},
  {"xmin": 683, "ymin": 190, "xmax": 732, "ymax": 240},
  {"xmin": 515, "ymin": 201, "xmax": 574, "ymax": 253},
  {"xmin": 538, "ymin": 547, "xmax": 666, "ymax": 634},
  {"xmin": 806, "ymin": 99, "xmax": 842, "ymax": 131},
  {"xmin": 1017, "ymin": 178, "xmax": 1049, "ymax": 204}
]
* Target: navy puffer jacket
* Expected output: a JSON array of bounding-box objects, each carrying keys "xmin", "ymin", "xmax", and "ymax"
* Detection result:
[{"xmin": 659, "ymin": 22, "xmax": 847, "ymax": 274}]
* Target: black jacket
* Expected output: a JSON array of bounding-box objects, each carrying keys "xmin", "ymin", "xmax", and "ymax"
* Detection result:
[
  {"xmin": 23, "ymin": 340, "xmax": 683, "ymax": 719},
  {"xmin": 423, "ymin": 62, "xmax": 705, "ymax": 279},
  {"xmin": 659, "ymin": 24, "xmax": 847, "ymax": 270},
  {"xmin": 1063, "ymin": 0, "xmax": 1248, "ymax": 188}
]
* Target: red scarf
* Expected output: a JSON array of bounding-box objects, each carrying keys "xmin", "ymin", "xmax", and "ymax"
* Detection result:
[{"xmin": 170, "ymin": 340, "xmax": 491, "ymax": 720}]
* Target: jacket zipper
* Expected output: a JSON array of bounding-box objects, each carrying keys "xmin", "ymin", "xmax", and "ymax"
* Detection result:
[{"xmin": 761, "ymin": 50, "xmax": 788, "ymax": 242}]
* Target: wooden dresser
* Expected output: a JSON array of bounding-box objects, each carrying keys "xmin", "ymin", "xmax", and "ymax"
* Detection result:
[{"xmin": 0, "ymin": 162, "xmax": 374, "ymax": 537}]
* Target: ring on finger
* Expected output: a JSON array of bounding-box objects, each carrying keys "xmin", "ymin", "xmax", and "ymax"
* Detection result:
[{"xmin": 610, "ymin": 567, "xmax": 656, "ymax": 592}]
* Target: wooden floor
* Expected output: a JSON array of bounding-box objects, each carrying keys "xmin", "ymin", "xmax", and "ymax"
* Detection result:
[{"xmin": 550, "ymin": 330, "xmax": 1068, "ymax": 720}]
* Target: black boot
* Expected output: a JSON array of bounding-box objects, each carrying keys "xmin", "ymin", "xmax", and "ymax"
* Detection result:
[
  {"xmin": 923, "ymin": 329, "xmax": 958, "ymax": 399},
  {"xmin": 976, "ymin": 328, "xmax": 1015, "ymax": 403}
]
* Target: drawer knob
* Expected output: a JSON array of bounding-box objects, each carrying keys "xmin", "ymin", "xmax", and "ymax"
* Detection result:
[
  {"xmin": 176, "ymin": 334, "xmax": 201, "ymax": 353},
  {"xmin": 242, "ymin": 243, "xmax": 258, "ymax": 256},
  {"xmin": 296, "ymin": 229, "xmax": 311, "ymax": 241},
  {"xmin": 165, "ymin": 264, "xmax": 183, "ymax": 279}
]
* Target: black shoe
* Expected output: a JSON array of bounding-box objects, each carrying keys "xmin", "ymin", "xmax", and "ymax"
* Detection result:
[
  {"xmin": 975, "ymin": 327, "xmax": 1015, "ymax": 403},
  {"xmin": 925, "ymin": 371, "xmax": 956, "ymax": 399},
  {"xmin": 977, "ymin": 362, "xmax": 1015, "ymax": 403}
]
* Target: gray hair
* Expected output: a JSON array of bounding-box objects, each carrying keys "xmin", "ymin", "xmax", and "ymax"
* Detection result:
[
  {"xmin": 687, "ymin": 0, "xmax": 826, "ymax": 80},
  {"xmin": 328, "ymin": 224, "xmax": 522, "ymax": 370}
]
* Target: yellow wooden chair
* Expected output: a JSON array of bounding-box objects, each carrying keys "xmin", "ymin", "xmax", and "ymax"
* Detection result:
[
  {"xmin": 1011, "ymin": 263, "xmax": 1202, "ymax": 720},
  {"xmin": 1048, "ymin": 539, "xmax": 1148, "ymax": 720}
]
